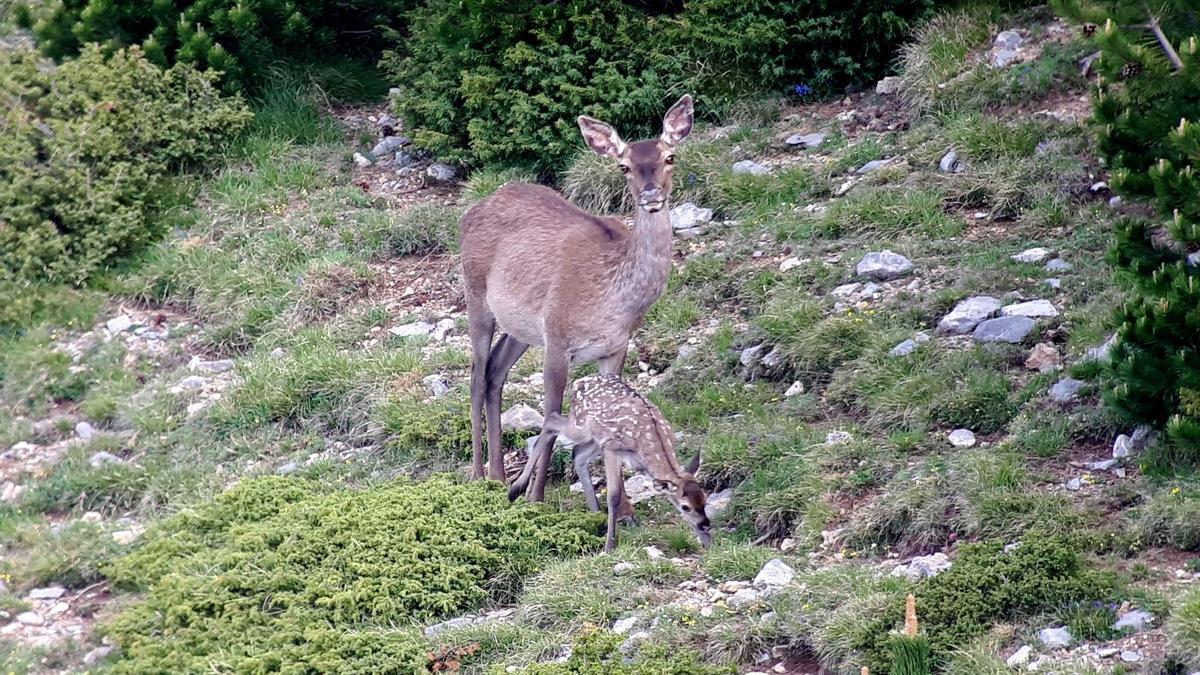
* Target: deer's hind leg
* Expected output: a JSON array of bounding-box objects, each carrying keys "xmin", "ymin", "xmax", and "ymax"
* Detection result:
[
  {"xmin": 467, "ymin": 306, "xmax": 495, "ymax": 480},
  {"xmin": 483, "ymin": 334, "xmax": 529, "ymax": 481}
]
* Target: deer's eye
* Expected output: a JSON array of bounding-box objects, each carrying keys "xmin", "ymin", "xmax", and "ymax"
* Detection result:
[
  {"xmin": 619, "ymin": 165, "xmax": 631, "ymax": 174},
  {"xmin": 664, "ymin": 155, "xmax": 675, "ymax": 165},
  {"xmin": 681, "ymin": 505, "xmax": 691, "ymax": 512}
]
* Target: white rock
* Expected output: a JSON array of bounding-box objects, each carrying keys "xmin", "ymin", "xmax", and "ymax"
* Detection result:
[
  {"xmin": 352, "ymin": 152, "xmax": 371, "ymax": 167},
  {"xmin": 779, "ymin": 257, "xmax": 803, "ymax": 272},
  {"xmin": 28, "ymin": 586, "xmax": 66, "ymax": 600},
  {"xmin": 1011, "ymin": 247, "xmax": 1052, "ymax": 264},
  {"xmin": 670, "ymin": 202, "xmax": 714, "ymax": 231},
  {"xmin": 856, "ymin": 159, "xmax": 893, "ymax": 174},
  {"xmin": 1119, "ymin": 650, "xmax": 1143, "ymax": 663},
  {"xmin": 704, "ymin": 488, "xmax": 734, "ymax": 519},
  {"xmin": 105, "ymin": 315, "xmax": 134, "ymax": 333},
  {"xmin": 948, "ymin": 429, "xmax": 976, "ymax": 448},
  {"xmin": 938, "ymin": 150, "xmax": 963, "ymax": 173},
  {"xmin": 16, "ymin": 611, "xmax": 44, "ymax": 626},
  {"xmin": 1113, "ymin": 434, "xmax": 1135, "ymax": 458},
  {"xmin": 889, "ymin": 339, "xmax": 920, "ymax": 357},
  {"xmin": 937, "ymin": 296, "xmax": 1002, "ymax": 335},
  {"xmin": 81, "ymin": 511, "xmax": 103, "ymax": 524},
  {"xmin": 500, "ymin": 404, "xmax": 543, "ymax": 431},
  {"xmin": 825, "ymin": 430, "xmax": 852, "ymax": 445},
  {"xmin": 644, "ymin": 546, "xmax": 665, "ymax": 560},
  {"xmin": 1088, "ymin": 459, "xmax": 1119, "ymax": 471},
  {"xmin": 432, "ymin": 318, "xmax": 456, "ymax": 341},
  {"xmin": 83, "ymin": 646, "xmax": 116, "ymax": 666},
  {"xmin": 1001, "ymin": 299, "xmax": 1059, "ymax": 318},
  {"xmin": 875, "ymin": 76, "xmax": 902, "ymax": 95},
  {"xmin": 371, "ymin": 135, "xmax": 408, "ymax": 157},
  {"xmin": 753, "ymin": 559, "xmax": 795, "ymax": 588},
  {"xmin": 1045, "ymin": 258, "xmax": 1073, "ymax": 272},
  {"xmin": 1066, "ymin": 477, "xmax": 1083, "ymax": 491},
  {"xmin": 388, "ymin": 321, "xmax": 434, "ymax": 338},
  {"xmin": 2, "ymin": 481, "xmax": 26, "ymax": 504},
  {"xmin": 178, "ymin": 375, "xmax": 207, "ymax": 391},
  {"xmin": 733, "ymin": 160, "xmax": 771, "ymax": 176},
  {"xmin": 1049, "ymin": 378, "xmax": 1085, "ymax": 403},
  {"xmin": 88, "ymin": 451, "xmax": 123, "ymax": 468},
  {"xmin": 1112, "ymin": 609, "xmax": 1153, "ymax": 632},
  {"xmin": 613, "ymin": 562, "xmax": 636, "ymax": 574},
  {"xmin": 1038, "ymin": 626, "xmax": 1073, "ymax": 649},
  {"xmin": 973, "ymin": 316, "xmax": 1036, "ymax": 344},
  {"xmin": 785, "ymin": 132, "xmax": 826, "ymax": 149},
  {"xmin": 994, "ymin": 29, "xmax": 1023, "ymax": 50},
  {"xmin": 422, "ymin": 374, "xmax": 450, "ymax": 398},
  {"xmin": 1097, "ymin": 648, "xmax": 1120, "ymax": 658},
  {"xmin": 1006, "ymin": 645, "xmax": 1033, "ymax": 667},
  {"xmin": 193, "ymin": 358, "xmax": 235, "ymax": 374},
  {"xmin": 856, "ymin": 250, "xmax": 913, "ymax": 281},
  {"xmin": 624, "ymin": 474, "xmax": 657, "ymax": 504},
  {"xmin": 1044, "ymin": 278, "xmax": 1062, "ymax": 291},
  {"xmin": 1089, "ymin": 181, "xmax": 1108, "ymax": 193},
  {"xmin": 891, "ymin": 552, "xmax": 952, "ymax": 581},
  {"xmin": 112, "ymin": 529, "xmax": 141, "ymax": 545},
  {"xmin": 1083, "ymin": 334, "xmax": 1118, "ymax": 364},
  {"xmin": 612, "ymin": 616, "xmax": 639, "ymax": 635},
  {"xmin": 784, "ymin": 381, "xmax": 805, "ymax": 397},
  {"xmin": 728, "ymin": 588, "xmax": 763, "ymax": 610},
  {"xmin": 424, "ymin": 615, "xmax": 476, "ymax": 638},
  {"xmin": 75, "ymin": 421, "xmax": 96, "ymax": 440},
  {"xmin": 426, "ymin": 163, "xmax": 458, "ymax": 182}
]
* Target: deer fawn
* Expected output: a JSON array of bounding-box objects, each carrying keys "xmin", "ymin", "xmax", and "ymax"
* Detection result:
[
  {"xmin": 540, "ymin": 374, "xmax": 709, "ymax": 551},
  {"xmin": 458, "ymin": 95, "xmax": 694, "ymax": 501}
]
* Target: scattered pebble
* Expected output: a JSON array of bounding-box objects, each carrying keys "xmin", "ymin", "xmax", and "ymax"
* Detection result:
[
  {"xmin": 784, "ymin": 381, "xmax": 805, "ymax": 397},
  {"xmin": 1046, "ymin": 257, "xmax": 1073, "ymax": 272},
  {"xmin": 1038, "ymin": 625, "xmax": 1073, "ymax": 649},
  {"xmin": 1011, "ymin": 247, "xmax": 1052, "ymax": 264},
  {"xmin": 973, "ymin": 316, "xmax": 1036, "ymax": 344},
  {"xmin": 856, "ymin": 250, "xmax": 913, "ymax": 281},
  {"xmin": 1049, "ymin": 378, "xmax": 1085, "ymax": 403},
  {"xmin": 948, "ymin": 429, "xmax": 976, "ymax": 448},
  {"xmin": 753, "ymin": 559, "xmax": 795, "ymax": 588},
  {"xmin": 937, "ymin": 296, "xmax": 1002, "ymax": 335},
  {"xmin": 1001, "ymin": 299, "xmax": 1058, "ymax": 318},
  {"xmin": 732, "ymin": 160, "xmax": 770, "ymax": 176}
]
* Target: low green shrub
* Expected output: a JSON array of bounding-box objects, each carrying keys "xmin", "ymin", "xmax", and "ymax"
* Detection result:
[
  {"xmin": 916, "ymin": 537, "xmax": 1117, "ymax": 663},
  {"xmin": 0, "ymin": 45, "xmax": 250, "ymax": 287},
  {"xmin": 503, "ymin": 629, "xmax": 734, "ymax": 674},
  {"xmin": 1134, "ymin": 483, "xmax": 1200, "ymax": 551},
  {"xmin": 20, "ymin": 0, "xmax": 412, "ymax": 92},
  {"xmin": 104, "ymin": 475, "xmax": 602, "ymax": 674},
  {"xmin": 1168, "ymin": 586, "xmax": 1200, "ymax": 669},
  {"xmin": 930, "ymin": 370, "xmax": 1017, "ymax": 435}
]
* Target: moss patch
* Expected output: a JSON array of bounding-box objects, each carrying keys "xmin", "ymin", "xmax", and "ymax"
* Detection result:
[{"xmin": 104, "ymin": 475, "xmax": 602, "ymax": 674}]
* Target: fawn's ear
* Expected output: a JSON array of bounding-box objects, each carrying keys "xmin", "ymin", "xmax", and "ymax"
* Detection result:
[
  {"xmin": 684, "ymin": 450, "xmax": 701, "ymax": 475},
  {"xmin": 660, "ymin": 94, "xmax": 693, "ymax": 146},
  {"xmin": 654, "ymin": 479, "xmax": 678, "ymax": 493},
  {"xmin": 578, "ymin": 116, "xmax": 626, "ymax": 159}
]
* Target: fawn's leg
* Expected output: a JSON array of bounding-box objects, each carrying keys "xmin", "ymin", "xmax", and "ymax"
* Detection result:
[
  {"xmin": 573, "ymin": 440, "xmax": 600, "ymax": 512},
  {"xmin": 603, "ymin": 452, "xmax": 625, "ymax": 552}
]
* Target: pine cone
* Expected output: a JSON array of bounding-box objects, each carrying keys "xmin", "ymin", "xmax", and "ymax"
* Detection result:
[
  {"xmin": 1082, "ymin": 23, "xmax": 1097, "ymax": 37},
  {"xmin": 1120, "ymin": 61, "xmax": 1142, "ymax": 79}
]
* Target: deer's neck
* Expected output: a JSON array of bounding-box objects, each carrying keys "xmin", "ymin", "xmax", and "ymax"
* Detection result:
[{"xmin": 608, "ymin": 206, "xmax": 672, "ymax": 319}]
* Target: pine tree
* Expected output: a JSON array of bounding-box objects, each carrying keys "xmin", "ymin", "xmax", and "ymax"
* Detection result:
[{"xmin": 1056, "ymin": 0, "xmax": 1200, "ymax": 466}]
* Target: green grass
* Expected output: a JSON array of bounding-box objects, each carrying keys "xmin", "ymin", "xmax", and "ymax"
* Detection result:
[
  {"xmin": 1169, "ymin": 586, "xmax": 1200, "ymax": 668},
  {"xmin": 817, "ymin": 187, "xmax": 959, "ymax": 238}
]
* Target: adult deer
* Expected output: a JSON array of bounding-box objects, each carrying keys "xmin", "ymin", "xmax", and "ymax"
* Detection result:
[{"xmin": 458, "ymin": 94, "xmax": 694, "ymax": 502}]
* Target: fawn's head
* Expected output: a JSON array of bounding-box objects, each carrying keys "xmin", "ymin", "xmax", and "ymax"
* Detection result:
[
  {"xmin": 652, "ymin": 452, "xmax": 712, "ymax": 547},
  {"xmin": 577, "ymin": 94, "xmax": 694, "ymax": 214}
]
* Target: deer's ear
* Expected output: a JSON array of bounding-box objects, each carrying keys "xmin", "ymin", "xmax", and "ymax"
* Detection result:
[
  {"xmin": 684, "ymin": 450, "xmax": 701, "ymax": 475},
  {"xmin": 578, "ymin": 116, "xmax": 626, "ymax": 159},
  {"xmin": 654, "ymin": 479, "xmax": 677, "ymax": 493},
  {"xmin": 661, "ymin": 94, "xmax": 693, "ymax": 146}
]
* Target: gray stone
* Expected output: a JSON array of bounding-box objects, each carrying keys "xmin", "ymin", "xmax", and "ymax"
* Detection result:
[
  {"xmin": 973, "ymin": 316, "xmax": 1036, "ymax": 343},
  {"xmin": 194, "ymin": 359, "xmax": 235, "ymax": 373},
  {"xmin": 704, "ymin": 488, "xmax": 734, "ymax": 518},
  {"xmin": 1045, "ymin": 278, "xmax": 1062, "ymax": 291},
  {"xmin": 875, "ymin": 76, "xmax": 902, "ymax": 95},
  {"xmin": 1038, "ymin": 626, "xmax": 1073, "ymax": 649},
  {"xmin": 889, "ymin": 339, "xmax": 920, "ymax": 357},
  {"xmin": 352, "ymin": 152, "xmax": 371, "ymax": 168},
  {"xmin": 994, "ymin": 30, "xmax": 1023, "ymax": 50},
  {"xmin": 1001, "ymin": 299, "xmax": 1059, "ymax": 318},
  {"xmin": 1011, "ymin": 247, "xmax": 1052, "ymax": 264},
  {"xmin": 370, "ymin": 135, "xmax": 409, "ymax": 157},
  {"xmin": 624, "ymin": 474, "xmax": 657, "ymax": 504},
  {"xmin": 501, "ymin": 404, "xmax": 543, "ymax": 431},
  {"xmin": 670, "ymin": 202, "xmax": 713, "ymax": 231},
  {"xmin": 16, "ymin": 611, "xmax": 44, "ymax": 626},
  {"xmin": 644, "ymin": 545, "xmax": 665, "ymax": 560},
  {"xmin": 761, "ymin": 347, "xmax": 784, "ymax": 368},
  {"xmin": 753, "ymin": 559, "xmax": 795, "ymax": 588},
  {"xmin": 1049, "ymin": 378, "xmax": 1085, "ymax": 403},
  {"xmin": 740, "ymin": 345, "xmax": 765, "ymax": 367},
  {"xmin": 779, "ymin": 257, "xmax": 803, "ymax": 272},
  {"xmin": 856, "ymin": 250, "xmax": 913, "ymax": 281},
  {"xmin": 825, "ymin": 430, "xmax": 852, "ymax": 445},
  {"xmin": 728, "ymin": 587, "xmax": 763, "ymax": 610},
  {"xmin": 992, "ymin": 48, "xmax": 1021, "ymax": 67},
  {"xmin": 275, "ymin": 461, "xmax": 300, "ymax": 476},
  {"xmin": 88, "ymin": 451, "xmax": 123, "ymax": 468},
  {"xmin": 1006, "ymin": 645, "xmax": 1033, "ymax": 667},
  {"xmin": 1025, "ymin": 342, "xmax": 1062, "ymax": 372},
  {"xmin": 179, "ymin": 375, "xmax": 206, "ymax": 391},
  {"xmin": 432, "ymin": 318, "xmax": 456, "ymax": 341},
  {"xmin": 613, "ymin": 562, "xmax": 636, "ymax": 574},
  {"xmin": 784, "ymin": 381, "xmax": 805, "ymax": 397},
  {"xmin": 426, "ymin": 163, "xmax": 458, "ymax": 182},
  {"xmin": 1109, "ymin": 195, "xmax": 1123, "ymax": 207},
  {"xmin": 106, "ymin": 315, "xmax": 134, "ymax": 333},
  {"xmin": 948, "ymin": 429, "xmax": 976, "ymax": 448},
  {"xmin": 855, "ymin": 159, "xmax": 893, "ymax": 174},
  {"xmin": 1066, "ymin": 477, "xmax": 1083, "ymax": 491},
  {"xmin": 75, "ymin": 421, "xmax": 96, "ymax": 440},
  {"xmin": 733, "ymin": 160, "xmax": 771, "ymax": 176},
  {"xmin": 1132, "ymin": 424, "xmax": 1157, "ymax": 449},
  {"xmin": 1045, "ymin": 257, "xmax": 1074, "ymax": 272},
  {"xmin": 938, "ymin": 150, "xmax": 963, "ymax": 173},
  {"xmin": 1120, "ymin": 650, "xmax": 1143, "ymax": 663},
  {"xmin": 423, "ymin": 374, "xmax": 450, "ymax": 398},
  {"xmin": 1088, "ymin": 459, "xmax": 1118, "ymax": 471},
  {"xmin": 389, "ymin": 321, "xmax": 434, "ymax": 338},
  {"xmin": 785, "ymin": 132, "xmax": 826, "ymax": 149},
  {"xmin": 891, "ymin": 552, "xmax": 952, "ymax": 581},
  {"xmin": 28, "ymin": 586, "xmax": 66, "ymax": 600},
  {"xmin": 83, "ymin": 646, "xmax": 116, "ymax": 666},
  {"xmin": 1112, "ymin": 609, "xmax": 1153, "ymax": 632},
  {"xmin": 937, "ymin": 296, "xmax": 1002, "ymax": 335},
  {"xmin": 612, "ymin": 616, "xmax": 640, "ymax": 635},
  {"xmin": 1189, "ymin": 251, "xmax": 1200, "ymax": 267},
  {"xmin": 1113, "ymin": 434, "xmax": 1135, "ymax": 458},
  {"xmin": 1089, "ymin": 180, "xmax": 1108, "ymax": 193},
  {"xmin": 1083, "ymin": 334, "xmax": 1118, "ymax": 364}
]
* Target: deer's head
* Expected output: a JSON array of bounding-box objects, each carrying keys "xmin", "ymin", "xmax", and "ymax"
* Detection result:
[
  {"xmin": 652, "ymin": 451, "xmax": 712, "ymax": 547},
  {"xmin": 577, "ymin": 94, "xmax": 694, "ymax": 214}
]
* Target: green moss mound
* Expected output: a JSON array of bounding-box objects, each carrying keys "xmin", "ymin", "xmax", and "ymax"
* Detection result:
[
  {"xmin": 500, "ymin": 630, "xmax": 735, "ymax": 674},
  {"xmin": 104, "ymin": 475, "xmax": 603, "ymax": 674}
]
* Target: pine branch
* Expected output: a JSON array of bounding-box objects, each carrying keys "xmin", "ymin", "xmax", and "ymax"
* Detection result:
[{"xmin": 1142, "ymin": 4, "xmax": 1184, "ymax": 71}]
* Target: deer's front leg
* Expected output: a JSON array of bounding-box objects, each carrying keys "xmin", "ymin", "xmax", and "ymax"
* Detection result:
[
  {"xmin": 528, "ymin": 344, "xmax": 569, "ymax": 502},
  {"xmin": 603, "ymin": 452, "xmax": 625, "ymax": 552}
]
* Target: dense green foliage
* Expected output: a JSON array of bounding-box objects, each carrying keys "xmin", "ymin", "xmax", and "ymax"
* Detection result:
[
  {"xmin": 104, "ymin": 476, "xmax": 602, "ymax": 674},
  {"xmin": 18, "ymin": 0, "xmax": 413, "ymax": 91},
  {"xmin": 502, "ymin": 629, "xmax": 736, "ymax": 674},
  {"xmin": 383, "ymin": 0, "xmax": 934, "ymax": 170},
  {"xmin": 1056, "ymin": 0, "xmax": 1200, "ymax": 467},
  {"xmin": 1168, "ymin": 586, "xmax": 1200, "ymax": 669},
  {"xmin": 0, "ymin": 45, "xmax": 250, "ymax": 289},
  {"xmin": 915, "ymin": 537, "xmax": 1116, "ymax": 663}
]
